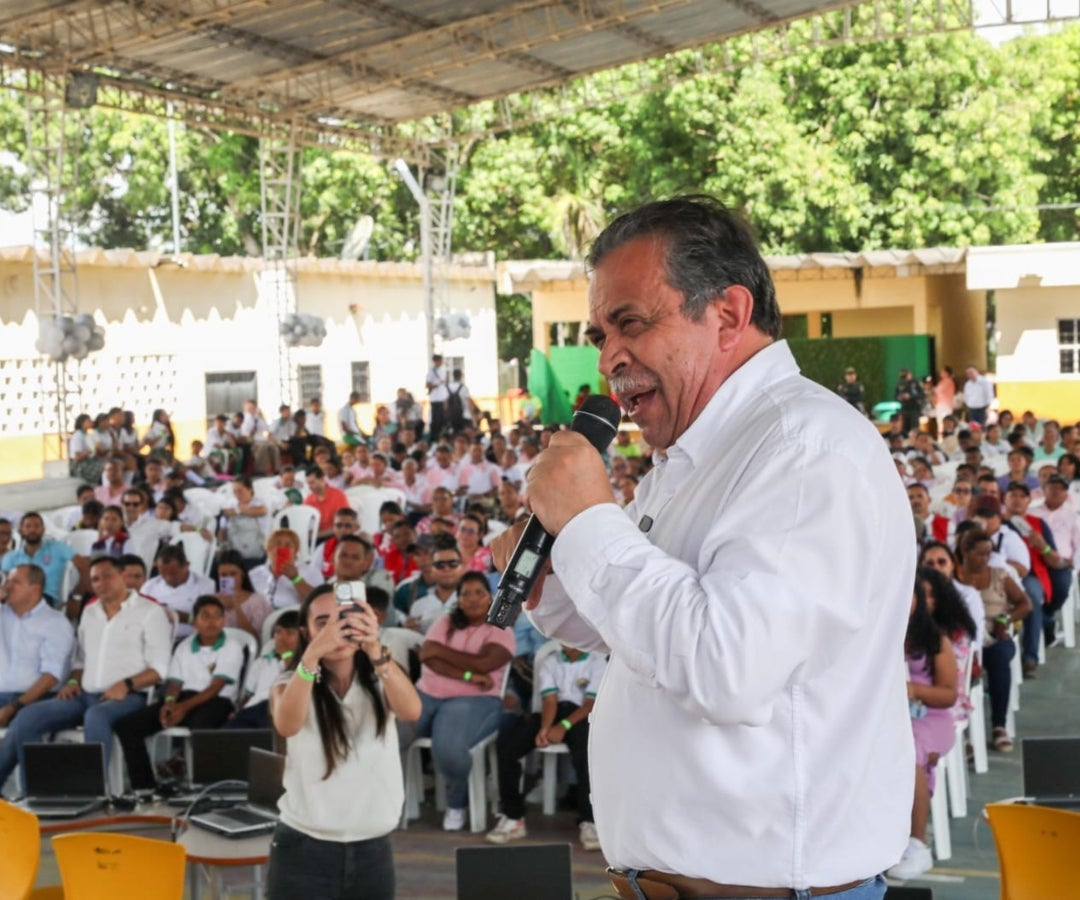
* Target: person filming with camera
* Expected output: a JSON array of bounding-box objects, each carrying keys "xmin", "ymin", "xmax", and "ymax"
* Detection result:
[{"xmin": 268, "ymin": 583, "xmax": 421, "ymax": 900}]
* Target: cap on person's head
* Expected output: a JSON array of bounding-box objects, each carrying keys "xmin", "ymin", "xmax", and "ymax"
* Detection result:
[
  {"xmin": 845, "ymin": 367, "xmax": 856, "ymax": 374},
  {"xmin": 972, "ymin": 495, "xmax": 1003, "ymax": 518},
  {"xmin": 1005, "ymin": 481, "xmax": 1031, "ymax": 496},
  {"xmin": 1047, "ymin": 473, "xmax": 1070, "ymax": 489}
]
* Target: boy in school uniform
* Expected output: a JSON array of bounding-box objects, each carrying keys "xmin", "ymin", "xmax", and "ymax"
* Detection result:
[
  {"xmin": 223, "ymin": 610, "xmax": 301, "ymax": 730},
  {"xmin": 488, "ymin": 645, "xmax": 607, "ymax": 851},
  {"xmin": 114, "ymin": 595, "xmax": 244, "ymax": 792}
]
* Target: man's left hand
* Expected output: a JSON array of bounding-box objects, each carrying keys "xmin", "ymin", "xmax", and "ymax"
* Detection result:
[
  {"xmin": 525, "ymin": 432, "xmax": 614, "ymax": 536},
  {"xmin": 101, "ymin": 682, "xmax": 129, "ymax": 702}
]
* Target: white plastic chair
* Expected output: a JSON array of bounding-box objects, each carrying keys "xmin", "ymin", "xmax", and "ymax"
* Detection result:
[
  {"xmin": 1063, "ymin": 576, "xmax": 1078, "ymax": 650},
  {"xmin": 943, "ymin": 647, "xmax": 976, "ymax": 818},
  {"xmin": 530, "ymin": 641, "xmax": 572, "ymax": 815},
  {"xmin": 929, "ymin": 755, "xmax": 952, "ymax": 861},
  {"xmin": 170, "ymin": 531, "xmax": 215, "ymax": 578},
  {"xmin": 270, "ymin": 506, "xmax": 319, "ymax": 564},
  {"xmin": 43, "ymin": 505, "xmax": 81, "ymax": 537},
  {"xmin": 400, "ymin": 666, "xmax": 509, "ymax": 833},
  {"xmin": 62, "ymin": 530, "xmax": 99, "ymax": 558},
  {"xmin": 344, "ymin": 486, "xmax": 406, "ymax": 536}
]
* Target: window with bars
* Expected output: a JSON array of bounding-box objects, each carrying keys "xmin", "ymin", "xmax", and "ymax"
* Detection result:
[
  {"xmin": 297, "ymin": 365, "xmax": 322, "ymax": 406},
  {"xmin": 1060, "ymin": 319, "xmax": 1080, "ymax": 375},
  {"xmin": 351, "ymin": 361, "xmax": 371, "ymax": 402}
]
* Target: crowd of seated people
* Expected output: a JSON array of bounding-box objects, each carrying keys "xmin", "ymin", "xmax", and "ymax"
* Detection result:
[
  {"xmin": 0, "ymin": 392, "xmax": 652, "ymax": 851},
  {"xmin": 887, "ymin": 405, "xmax": 1080, "ymax": 879}
]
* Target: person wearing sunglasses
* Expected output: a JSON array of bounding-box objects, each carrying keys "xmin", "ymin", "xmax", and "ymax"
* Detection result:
[{"xmin": 405, "ymin": 547, "xmax": 464, "ymax": 634}]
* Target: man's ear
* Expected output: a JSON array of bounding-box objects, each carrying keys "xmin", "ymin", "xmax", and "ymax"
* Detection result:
[{"xmin": 715, "ymin": 285, "xmax": 755, "ymax": 351}]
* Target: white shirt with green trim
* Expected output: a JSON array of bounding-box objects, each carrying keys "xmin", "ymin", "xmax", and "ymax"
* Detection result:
[
  {"xmin": 537, "ymin": 650, "xmax": 606, "ymax": 708},
  {"xmin": 165, "ymin": 631, "xmax": 244, "ymax": 703}
]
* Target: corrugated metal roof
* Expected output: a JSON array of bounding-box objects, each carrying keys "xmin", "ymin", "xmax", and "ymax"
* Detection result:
[
  {"xmin": 497, "ymin": 247, "xmax": 968, "ymax": 293},
  {"xmin": 0, "ymin": 0, "xmax": 860, "ymax": 131}
]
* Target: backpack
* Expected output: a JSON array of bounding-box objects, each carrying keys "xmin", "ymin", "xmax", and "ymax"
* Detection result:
[{"xmin": 447, "ymin": 385, "xmax": 465, "ymax": 427}]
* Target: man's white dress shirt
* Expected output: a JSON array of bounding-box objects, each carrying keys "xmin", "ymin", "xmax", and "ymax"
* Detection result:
[
  {"xmin": 74, "ymin": 591, "xmax": 172, "ymax": 692},
  {"xmin": 0, "ymin": 599, "xmax": 74, "ymax": 691},
  {"xmin": 530, "ymin": 341, "xmax": 914, "ymax": 889}
]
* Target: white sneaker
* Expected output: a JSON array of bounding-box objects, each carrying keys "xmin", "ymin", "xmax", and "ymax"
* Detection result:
[
  {"xmin": 443, "ymin": 807, "xmax": 467, "ymax": 832},
  {"xmin": 579, "ymin": 821, "xmax": 601, "ymax": 851},
  {"xmin": 886, "ymin": 836, "xmax": 933, "ymax": 880},
  {"xmin": 486, "ymin": 814, "xmax": 527, "ymax": 844}
]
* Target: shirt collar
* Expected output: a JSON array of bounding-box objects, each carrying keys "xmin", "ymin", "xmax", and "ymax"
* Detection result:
[
  {"xmin": 663, "ymin": 340, "xmax": 798, "ymax": 469},
  {"xmin": 560, "ymin": 650, "xmax": 589, "ymax": 662},
  {"xmin": 191, "ymin": 632, "xmax": 226, "ymax": 652}
]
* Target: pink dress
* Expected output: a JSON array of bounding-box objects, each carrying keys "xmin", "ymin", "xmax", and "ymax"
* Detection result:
[{"xmin": 908, "ymin": 653, "xmax": 957, "ymax": 794}]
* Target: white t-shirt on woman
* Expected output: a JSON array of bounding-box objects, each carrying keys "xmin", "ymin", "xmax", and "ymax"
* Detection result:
[{"xmin": 276, "ymin": 674, "xmax": 403, "ymax": 842}]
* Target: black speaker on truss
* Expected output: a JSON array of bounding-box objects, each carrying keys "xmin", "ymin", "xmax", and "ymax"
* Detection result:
[{"xmin": 65, "ymin": 73, "xmax": 99, "ymax": 109}]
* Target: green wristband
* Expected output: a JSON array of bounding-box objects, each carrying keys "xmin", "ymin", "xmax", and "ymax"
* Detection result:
[
  {"xmin": 463, "ymin": 670, "xmax": 473, "ymax": 682},
  {"xmin": 66, "ymin": 678, "xmax": 79, "ymax": 686},
  {"xmin": 560, "ymin": 718, "xmax": 573, "ymax": 731},
  {"xmin": 291, "ymin": 574, "xmax": 303, "ymax": 585},
  {"xmin": 1041, "ymin": 545, "xmax": 1052, "ymax": 556},
  {"xmin": 296, "ymin": 661, "xmax": 320, "ymax": 682}
]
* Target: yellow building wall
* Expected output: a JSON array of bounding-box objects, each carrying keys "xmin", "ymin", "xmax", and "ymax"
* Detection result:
[
  {"xmin": 993, "ymin": 284, "xmax": 1079, "ymax": 420},
  {"xmin": 831, "ymin": 307, "xmax": 913, "ymax": 337}
]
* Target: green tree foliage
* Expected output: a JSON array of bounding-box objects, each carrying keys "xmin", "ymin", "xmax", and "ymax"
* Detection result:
[{"xmin": 0, "ymin": 19, "xmax": 1077, "ymax": 353}]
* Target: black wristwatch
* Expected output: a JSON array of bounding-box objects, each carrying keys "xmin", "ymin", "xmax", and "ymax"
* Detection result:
[{"xmin": 124, "ymin": 677, "xmax": 136, "ymax": 692}]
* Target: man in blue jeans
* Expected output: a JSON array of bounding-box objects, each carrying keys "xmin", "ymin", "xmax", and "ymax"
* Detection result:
[{"xmin": 0, "ymin": 556, "xmax": 171, "ymax": 792}]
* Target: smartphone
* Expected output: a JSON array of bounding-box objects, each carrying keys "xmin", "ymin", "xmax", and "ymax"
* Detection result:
[
  {"xmin": 273, "ymin": 545, "xmax": 293, "ymax": 575},
  {"xmin": 219, "ymin": 575, "xmax": 236, "ymax": 595},
  {"xmin": 334, "ymin": 581, "xmax": 367, "ymax": 615}
]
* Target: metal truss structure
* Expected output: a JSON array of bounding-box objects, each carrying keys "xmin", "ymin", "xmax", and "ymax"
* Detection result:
[
  {"xmin": 259, "ymin": 127, "xmax": 304, "ymax": 409},
  {"xmin": 24, "ymin": 71, "xmax": 84, "ymax": 463}
]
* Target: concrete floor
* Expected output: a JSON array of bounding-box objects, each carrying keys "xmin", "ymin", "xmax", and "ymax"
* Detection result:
[{"xmin": 29, "ymin": 636, "xmax": 1080, "ymax": 899}]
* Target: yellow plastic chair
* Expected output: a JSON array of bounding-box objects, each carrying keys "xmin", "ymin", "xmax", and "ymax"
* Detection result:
[
  {"xmin": 985, "ymin": 802, "xmax": 1080, "ymax": 899},
  {"xmin": 50, "ymin": 833, "xmax": 185, "ymax": 900},
  {"xmin": 0, "ymin": 798, "xmax": 41, "ymax": 900}
]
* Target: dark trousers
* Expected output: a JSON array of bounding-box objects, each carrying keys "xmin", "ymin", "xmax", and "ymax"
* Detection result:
[
  {"xmin": 983, "ymin": 638, "xmax": 1015, "ymax": 729},
  {"xmin": 1044, "ymin": 568, "xmax": 1074, "ymax": 642},
  {"xmin": 1020, "ymin": 574, "xmax": 1045, "ymax": 665},
  {"xmin": 496, "ymin": 701, "xmax": 592, "ymax": 823},
  {"xmin": 429, "ymin": 401, "xmax": 446, "ymax": 441},
  {"xmin": 967, "ymin": 406, "xmax": 988, "ymax": 426},
  {"xmin": 267, "ymin": 823, "xmax": 394, "ymax": 900},
  {"xmin": 222, "ymin": 701, "xmax": 270, "ymax": 730},
  {"xmin": 113, "ymin": 691, "xmax": 234, "ymax": 790}
]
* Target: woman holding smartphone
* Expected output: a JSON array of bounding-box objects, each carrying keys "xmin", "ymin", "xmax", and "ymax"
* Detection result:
[
  {"xmin": 212, "ymin": 550, "xmax": 271, "ymax": 640},
  {"xmin": 249, "ymin": 529, "xmax": 323, "ymax": 609},
  {"xmin": 268, "ymin": 585, "xmax": 421, "ymax": 900}
]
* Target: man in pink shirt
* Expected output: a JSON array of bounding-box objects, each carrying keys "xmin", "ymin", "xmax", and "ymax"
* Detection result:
[
  {"xmin": 457, "ymin": 440, "xmax": 500, "ymax": 505},
  {"xmin": 94, "ymin": 458, "xmax": 128, "ymax": 506},
  {"xmin": 424, "ymin": 444, "xmax": 459, "ymax": 492},
  {"xmin": 303, "ymin": 466, "xmax": 350, "ymax": 541}
]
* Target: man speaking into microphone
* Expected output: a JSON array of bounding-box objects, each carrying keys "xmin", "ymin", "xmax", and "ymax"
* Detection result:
[{"xmin": 492, "ymin": 197, "xmax": 914, "ymax": 900}]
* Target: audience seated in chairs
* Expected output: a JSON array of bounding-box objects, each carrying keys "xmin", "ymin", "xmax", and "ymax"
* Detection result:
[
  {"xmin": 218, "ymin": 476, "xmax": 271, "ymax": 568},
  {"xmin": 955, "ymin": 528, "xmax": 1031, "ymax": 753},
  {"xmin": 888, "ymin": 577, "xmax": 959, "ymax": 881},
  {"xmin": 400, "ymin": 571, "xmax": 515, "ymax": 831},
  {"xmin": 488, "ymin": 643, "xmax": 605, "ymax": 852},
  {"xmin": 113, "ymin": 595, "xmax": 244, "ymax": 793},
  {"xmin": 224, "ymin": 609, "xmax": 300, "ymax": 730},
  {"xmin": 0, "ymin": 556, "xmax": 170, "ymax": 792},
  {"xmin": 1, "ymin": 512, "xmax": 87, "ymax": 610}
]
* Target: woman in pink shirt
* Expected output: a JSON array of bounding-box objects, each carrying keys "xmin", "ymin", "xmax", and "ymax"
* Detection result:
[
  {"xmin": 409, "ymin": 572, "xmax": 515, "ymax": 831},
  {"xmin": 456, "ymin": 513, "xmax": 493, "ymax": 574}
]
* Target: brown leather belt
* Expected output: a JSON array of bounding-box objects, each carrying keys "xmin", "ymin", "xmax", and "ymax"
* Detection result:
[{"xmin": 608, "ymin": 869, "xmax": 868, "ymax": 900}]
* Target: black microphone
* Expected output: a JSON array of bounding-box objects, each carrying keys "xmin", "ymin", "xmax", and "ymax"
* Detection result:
[{"xmin": 487, "ymin": 394, "xmax": 621, "ymax": 628}]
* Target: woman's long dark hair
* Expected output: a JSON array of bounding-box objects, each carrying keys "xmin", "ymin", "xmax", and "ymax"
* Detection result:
[
  {"xmin": 296, "ymin": 585, "xmax": 387, "ymax": 780},
  {"xmin": 906, "ymin": 578, "xmax": 944, "ymax": 680},
  {"xmin": 151, "ymin": 408, "xmax": 176, "ymax": 455},
  {"xmin": 210, "ymin": 549, "xmax": 255, "ymax": 593},
  {"xmin": 917, "ymin": 565, "xmax": 976, "ymax": 641},
  {"xmin": 447, "ymin": 571, "xmax": 492, "ymax": 633}
]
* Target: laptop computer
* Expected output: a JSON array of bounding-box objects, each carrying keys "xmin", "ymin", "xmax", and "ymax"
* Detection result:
[
  {"xmin": 22, "ymin": 742, "xmax": 108, "ymax": 819},
  {"xmin": 1021, "ymin": 736, "xmax": 1080, "ymax": 809},
  {"xmin": 189, "ymin": 747, "xmax": 285, "ymax": 839},
  {"xmin": 166, "ymin": 728, "xmax": 274, "ymax": 806},
  {"xmin": 456, "ymin": 844, "xmax": 573, "ymax": 900}
]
